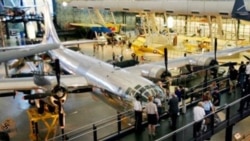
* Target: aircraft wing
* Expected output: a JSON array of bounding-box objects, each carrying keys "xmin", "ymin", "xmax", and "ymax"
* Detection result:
[
  {"xmin": 0, "ymin": 75, "xmax": 89, "ymax": 91},
  {"xmin": 0, "ymin": 43, "xmax": 59, "ymax": 62},
  {"xmin": 69, "ymin": 23, "xmax": 102, "ymax": 28},
  {"xmin": 125, "ymin": 46, "xmax": 250, "ymax": 76},
  {"xmin": 61, "ymin": 39, "xmax": 98, "ymax": 46}
]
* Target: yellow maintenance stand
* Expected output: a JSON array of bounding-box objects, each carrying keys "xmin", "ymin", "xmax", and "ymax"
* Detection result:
[{"xmin": 27, "ymin": 108, "xmax": 58, "ymax": 141}]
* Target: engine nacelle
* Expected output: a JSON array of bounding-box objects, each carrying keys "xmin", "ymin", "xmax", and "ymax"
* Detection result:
[
  {"xmin": 141, "ymin": 65, "xmax": 166, "ymax": 79},
  {"xmin": 7, "ymin": 58, "xmax": 24, "ymax": 69},
  {"xmin": 191, "ymin": 57, "xmax": 218, "ymax": 67}
]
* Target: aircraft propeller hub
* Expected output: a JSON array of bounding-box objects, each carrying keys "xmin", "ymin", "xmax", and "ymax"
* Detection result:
[{"xmin": 52, "ymin": 85, "xmax": 67, "ymax": 99}]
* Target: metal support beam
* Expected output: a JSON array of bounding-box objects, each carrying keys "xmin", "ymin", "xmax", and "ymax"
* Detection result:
[
  {"xmin": 0, "ymin": 21, "xmax": 9, "ymax": 77},
  {"xmin": 225, "ymin": 124, "xmax": 233, "ymax": 141},
  {"xmin": 52, "ymin": 0, "xmax": 58, "ymax": 28},
  {"xmin": 5, "ymin": 22, "xmax": 9, "ymax": 39},
  {"xmin": 94, "ymin": 9, "xmax": 106, "ymax": 25},
  {"xmin": 216, "ymin": 15, "xmax": 223, "ymax": 38},
  {"xmin": 110, "ymin": 11, "xmax": 116, "ymax": 24}
]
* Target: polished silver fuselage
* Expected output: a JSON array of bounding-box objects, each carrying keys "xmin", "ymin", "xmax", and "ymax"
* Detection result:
[
  {"xmin": 40, "ymin": 1, "xmax": 165, "ymax": 111},
  {"xmin": 48, "ymin": 47, "xmax": 164, "ymax": 110}
]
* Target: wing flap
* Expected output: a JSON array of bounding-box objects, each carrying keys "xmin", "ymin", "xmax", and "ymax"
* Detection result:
[{"xmin": 69, "ymin": 23, "xmax": 102, "ymax": 28}]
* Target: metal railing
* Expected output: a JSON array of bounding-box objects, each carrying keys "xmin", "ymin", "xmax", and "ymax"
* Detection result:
[
  {"xmin": 156, "ymin": 94, "xmax": 250, "ymax": 141},
  {"xmin": 48, "ymin": 110, "xmax": 135, "ymax": 141}
]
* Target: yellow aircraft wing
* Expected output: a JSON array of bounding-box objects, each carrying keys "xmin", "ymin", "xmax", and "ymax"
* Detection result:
[
  {"xmin": 105, "ymin": 23, "xmax": 126, "ymax": 33},
  {"xmin": 131, "ymin": 36, "xmax": 165, "ymax": 56},
  {"xmin": 69, "ymin": 23, "xmax": 102, "ymax": 28}
]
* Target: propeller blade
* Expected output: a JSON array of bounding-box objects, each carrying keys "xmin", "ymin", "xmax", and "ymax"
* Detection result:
[
  {"xmin": 243, "ymin": 55, "xmax": 250, "ymax": 61},
  {"xmin": 23, "ymin": 93, "xmax": 52, "ymax": 100},
  {"xmin": 0, "ymin": 92, "xmax": 15, "ymax": 97},
  {"xmin": 54, "ymin": 59, "xmax": 61, "ymax": 86},
  {"xmin": 214, "ymin": 38, "xmax": 217, "ymax": 61},
  {"xmin": 220, "ymin": 62, "xmax": 238, "ymax": 67},
  {"xmin": 54, "ymin": 100, "xmax": 67, "ymax": 140},
  {"xmin": 164, "ymin": 48, "xmax": 168, "ymax": 70}
]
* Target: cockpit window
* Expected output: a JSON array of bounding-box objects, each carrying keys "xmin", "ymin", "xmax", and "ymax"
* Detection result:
[
  {"xmin": 125, "ymin": 87, "xmax": 136, "ymax": 96},
  {"xmin": 139, "ymin": 87, "xmax": 146, "ymax": 94},
  {"xmin": 134, "ymin": 84, "xmax": 142, "ymax": 90},
  {"xmin": 125, "ymin": 84, "xmax": 165, "ymax": 102},
  {"xmin": 125, "ymin": 87, "xmax": 132, "ymax": 95}
]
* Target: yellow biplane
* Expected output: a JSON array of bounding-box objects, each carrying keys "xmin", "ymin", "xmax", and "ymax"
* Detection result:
[{"xmin": 130, "ymin": 35, "xmax": 173, "ymax": 56}]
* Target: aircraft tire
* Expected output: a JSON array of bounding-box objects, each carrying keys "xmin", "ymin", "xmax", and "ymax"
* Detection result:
[
  {"xmin": 0, "ymin": 132, "xmax": 9, "ymax": 141},
  {"xmin": 28, "ymin": 99, "xmax": 35, "ymax": 106},
  {"xmin": 131, "ymin": 53, "xmax": 136, "ymax": 58}
]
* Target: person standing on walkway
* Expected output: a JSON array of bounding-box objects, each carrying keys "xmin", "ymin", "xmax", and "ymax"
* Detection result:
[
  {"xmin": 229, "ymin": 66, "xmax": 238, "ymax": 94},
  {"xmin": 193, "ymin": 102, "xmax": 206, "ymax": 136},
  {"xmin": 145, "ymin": 96, "xmax": 158, "ymax": 136},
  {"xmin": 238, "ymin": 61, "xmax": 246, "ymax": 88},
  {"xmin": 245, "ymin": 61, "xmax": 250, "ymax": 81},
  {"xmin": 133, "ymin": 95, "xmax": 143, "ymax": 133},
  {"xmin": 154, "ymin": 94, "xmax": 162, "ymax": 126},
  {"xmin": 202, "ymin": 91, "xmax": 215, "ymax": 115},
  {"xmin": 168, "ymin": 93, "xmax": 179, "ymax": 130}
]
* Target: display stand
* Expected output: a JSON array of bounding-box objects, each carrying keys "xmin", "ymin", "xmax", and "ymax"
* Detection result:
[{"xmin": 27, "ymin": 108, "xmax": 58, "ymax": 141}]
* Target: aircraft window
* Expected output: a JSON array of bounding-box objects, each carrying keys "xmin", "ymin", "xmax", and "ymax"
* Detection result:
[
  {"xmin": 141, "ymin": 92, "xmax": 150, "ymax": 101},
  {"xmin": 150, "ymin": 89, "xmax": 156, "ymax": 96},
  {"xmin": 144, "ymin": 85, "xmax": 151, "ymax": 89},
  {"xmin": 125, "ymin": 87, "xmax": 132, "ymax": 95},
  {"xmin": 130, "ymin": 89, "xmax": 136, "ymax": 96},
  {"xmin": 125, "ymin": 87, "xmax": 137, "ymax": 96},
  {"xmin": 139, "ymin": 87, "xmax": 146, "ymax": 94},
  {"xmin": 144, "ymin": 91, "xmax": 150, "ymax": 97},
  {"xmin": 134, "ymin": 84, "xmax": 142, "ymax": 90}
]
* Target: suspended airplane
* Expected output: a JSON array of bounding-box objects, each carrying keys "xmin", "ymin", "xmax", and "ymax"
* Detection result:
[
  {"xmin": 129, "ymin": 33, "xmax": 175, "ymax": 57},
  {"xmin": 130, "ymin": 34, "xmax": 165, "ymax": 56},
  {"xmin": 182, "ymin": 36, "xmax": 212, "ymax": 53},
  {"xmin": 68, "ymin": 0, "xmax": 238, "ymax": 17},
  {"xmin": 0, "ymin": 0, "xmax": 250, "ymax": 140},
  {"xmin": 231, "ymin": 0, "xmax": 250, "ymax": 21},
  {"xmin": 70, "ymin": 22, "xmax": 125, "ymax": 34},
  {"xmin": 0, "ymin": 0, "xmax": 34, "ymax": 20},
  {"xmin": 70, "ymin": 22, "xmax": 126, "ymax": 45}
]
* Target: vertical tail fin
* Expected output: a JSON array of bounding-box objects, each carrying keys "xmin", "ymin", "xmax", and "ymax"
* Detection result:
[
  {"xmin": 41, "ymin": 0, "xmax": 60, "ymax": 44},
  {"xmin": 0, "ymin": 2, "xmax": 4, "ymax": 12},
  {"xmin": 232, "ymin": 0, "xmax": 250, "ymax": 20}
]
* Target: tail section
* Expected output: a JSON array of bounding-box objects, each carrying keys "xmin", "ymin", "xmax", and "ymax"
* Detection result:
[
  {"xmin": 41, "ymin": 0, "xmax": 60, "ymax": 44},
  {"xmin": 232, "ymin": 0, "xmax": 250, "ymax": 21},
  {"xmin": 0, "ymin": 1, "xmax": 5, "ymax": 12}
]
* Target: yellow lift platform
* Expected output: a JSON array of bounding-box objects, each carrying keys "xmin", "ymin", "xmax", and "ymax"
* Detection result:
[{"xmin": 27, "ymin": 108, "xmax": 58, "ymax": 141}]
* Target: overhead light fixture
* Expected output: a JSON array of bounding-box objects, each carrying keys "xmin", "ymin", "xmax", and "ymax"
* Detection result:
[{"xmin": 62, "ymin": 1, "xmax": 68, "ymax": 7}]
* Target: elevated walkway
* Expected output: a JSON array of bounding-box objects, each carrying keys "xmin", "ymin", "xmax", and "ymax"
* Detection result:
[
  {"xmin": 48, "ymin": 74, "xmax": 250, "ymax": 141},
  {"xmin": 105, "ymin": 88, "xmax": 247, "ymax": 141}
]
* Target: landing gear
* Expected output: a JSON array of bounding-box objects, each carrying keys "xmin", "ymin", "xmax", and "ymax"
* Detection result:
[
  {"xmin": 0, "ymin": 132, "xmax": 9, "ymax": 141},
  {"xmin": 37, "ymin": 100, "xmax": 45, "ymax": 114},
  {"xmin": 28, "ymin": 99, "xmax": 35, "ymax": 106}
]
